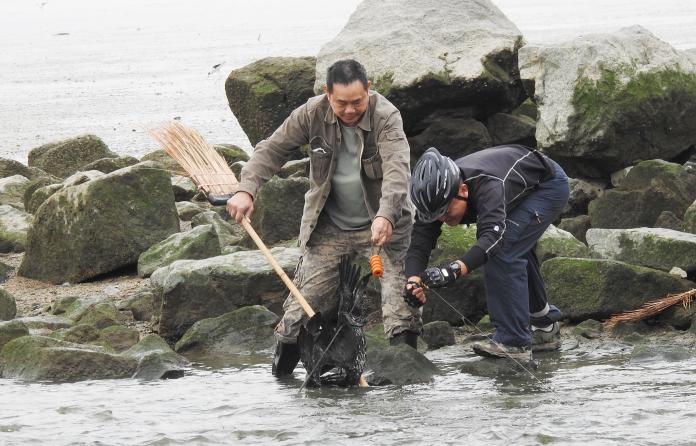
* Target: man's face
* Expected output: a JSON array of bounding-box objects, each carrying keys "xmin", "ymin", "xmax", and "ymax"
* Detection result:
[
  {"xmin": 324, "ymin": 80, "xmax": 371, "ymax": 127},
  {"xmin": 438, "ymin": 184, "xmax": 469, "ymax": 226}
]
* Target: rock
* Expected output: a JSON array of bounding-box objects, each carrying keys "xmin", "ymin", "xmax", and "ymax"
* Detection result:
[
  {"xmin": 0, "ymin": 320, "xmax": 28, "ymax": 351},
  {"xmin": 421, "ymin": 321, "xmax": 455, "ymax": 350},
  {"xmin": 0, "ymin": 289, "xmax": 17, "ymax": 320},
  {"xmin": 74, "ymin": 302, "xmax": 121, "ymax": 329},
  {"xmin": 422, "ymin": 225, "xmax": 487, "ymax": 325},
  {"xmin": 250, "ymin": 176, "xmax": 309, "ymax": 245},
  {"xmin": 460, "ymin": 357, "xmax": 537, "ymax": 377},
  {"xmin": 542, "ymin": 257, "xmax": 694, "ymax": 321},
  {"xmin": 155, "ymin": 247, "xmax": 301, "ymax": 340},
  {"xmin": 0, "ymin": 335, "xmax": 137, "ymax": 382},
  {"xmin": 536, "ymin": 225, "xmax": 590, "ymax": 262},
  {"xmin": 80, "ymin": 156, "xmax": 139, "ymax": 174},
  {"xmin": 215, "ymin": 144, "xmax": 250, "ymax": 165},
  {"xmin": 190, "ymin": 210, "xmax": 245, "ymax": 249},
  {"xmin": 0, "ymin": 261, "xmax": 13, "ymax": 284},
  {"xmin": 586, "ymin": 227, "xmax": 696, "ymax": 272},
  {"xmin": 511, "ymin": 98, "xmax": 538, "ymax": 121},
  {"xmin": 225, "ymin": 56, "xmax": 316, "ymax": 146},
  {"xmin": 175, "ymin": 201, "xmax": 206, "ymax": 221},
  {"xmin": 654, "ymin": 211, "xmax": 685, "ymax": 231},
  {"xmin": 363, "ymin": 344, "xmax": 441, "ymax": 385},
  {"xmin": 50, "ymin": 295, "xmax": 105, "ymax": 319},
  {"xmin": 572, "ymin": 319, "xmax": 603, "ymax": 339},
  {"xmin": 137, "ymin": 224, "xmax": 222, "ymax": 277},
  {"xmin": 486, "ymin": 112, "xmax": 536, "ymax": 146},
  {"xmin": 117, "ymin": 290, "xmax": 161, "ymax": 322},
  {"xmin": 519, "ymin": 26, "xmax": 696, "ymax": 178},
  {"xmin": 610, "ymin": 167, "xmax": 633, "ymax": 188},
  {"xmin": 18, "ymin": 165, "xmax": 179, "ymax": 284},
  {"xmin": 279, "ymin": 158, "xmax": 309, "ymax": 179},
  {"xmin": 0, "ymin": 157, "xmax": 34, "ymax": 179},
  {"xmin": 123, "ymin": 334, "xmax": 189, "ymax": 380},
  {"xmin": 0, "ymin": 205, "xmax": 32, "ymax": 253},
  {"xmin": 25, "ymin": 183, "xmax": 63, "ymax": 214},
  {"xmin": 99, "ymin": 325, "xmax": 140, "ymax": 352},
  {"xmin": 620, "ymin": 159, "xmax": 696, "ymax": 210},
  {"xmin": 684, "ymin": 200, "xmax": 696, "ymax": 234},
  {"xmin": 315, "ymin": 0, "xmax": 525, "ymax": 131},
  {"xmin": 408, "ymin": 114, "xmax": 492, "ymax": 160},
  {"xmin": 14, "ymin": 315, "xmax": 73, "ymax": 331},
  {"xmin": 175, "ymin": 305, "xmax": 278, "ymax": 356},
  {"xmin": 558, "ymin": 215, "xmax": 591, "ymax": 244},
  {"xmin": 171, "ymin": 176, "xmax": 197, "ymax": 201},
  {"xmin": 563, "ymin": 178, "xmax": 606, "ymax": 217},
  {"xmin": 22, "ymin": 177, "xmax": 60, "ymax": 213},
  {"xmin": 27, "ymin": 135, "xmax": 118, "ymax": 178},
  {"xmin": 476, "ymin": 314, "xmax": 494, "ymax": 332},
  {"xmin": 0, "ymin": 175, "xmax": 31, "ymax": 207},
  {"xmin": 139, "ymin": 150, "xmax": 185, "ymax": 175},
  {"xmin": 364, "ymin": 323, "xmax": 390, "ymax": 351},
  {"xmin": 52, "ymin": 324, "xmax": 101, "ymax": 344},
  {"xmin": 630, "ymin": 344, "xmax": 692, "ymax": 363}
]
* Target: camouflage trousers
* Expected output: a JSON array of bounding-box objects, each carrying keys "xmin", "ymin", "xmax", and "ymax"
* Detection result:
[{"xmin": 275, "ymin": 215, "xmax": 423, "ymax": 343}]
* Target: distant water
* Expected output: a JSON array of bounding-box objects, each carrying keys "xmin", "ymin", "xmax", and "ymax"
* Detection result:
[{"xmin": 1, "ymin": 0, "xmax": 696, "ymax": 162}]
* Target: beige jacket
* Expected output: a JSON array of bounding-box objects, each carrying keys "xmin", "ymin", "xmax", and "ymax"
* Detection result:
[{"xmin": 237, "ymin": 91, "xmax": 413, "ymax": 249}]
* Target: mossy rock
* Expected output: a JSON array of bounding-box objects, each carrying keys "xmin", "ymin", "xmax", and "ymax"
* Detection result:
[
  {"xmin": 421, "ymin": 321, "xmax": 455, "ymax": 350},
  {"xmin": 51, "ymin": 324, "xmax": 101, "ymax": 344},
  {"xmin": 365, "ymin": 323, "xmax": 389, "ymax": 351},
  {"xmin": 589, "ymin": 188, "xmax": 681, "ymax": 229},
  {"xmin": 80, "ymin": 156, "xmax": 139, "ymax": 173},
  {"xmin": 0, "ymin": 157, "xmax": 34, "ymax": 179},
  {"xmin": 558, "ymin": 215, "xmax": 591, "ymax": 244},
  {"xmin": 75, "ymin": 302, "xmax": 120, "ymax": 329},
  {"xmin": 364, "ymin": 344, "xmax": 441, "ymax": 385},
  {"xmin": 117, "ymin": 290, "xmax": 161, "ymax": 322},
  {"xmin": 123, "ymin": 334, "xmax": 189, "ymax": 380},
  {"xmin": 572, "ymin": 319, "xmax": 603, "ymax": 339},
  {"xmin": 0, "ymin": 288, "xmax": 17, "ymax": 320},
  {"xmin": 536, "ymin": 224, "xmax": 591, "ymax": 262},
  {"xmin": 0, "ymin": 204, "xmax": 32, "ymax": 253},
  {"xmin": 684, "ymin": 200, "xmax": 696, "ymax": 234},
  {"xmin": 23, "ymin": 177, "xmax": 60, "ymax": 213},
  {"xmin": 99, "ymin": 325, "xmax": 140, "ymax": 352},
  {"xmin": 0, "ymin": 175, "xmax": 31, "ymax": 207},
  {"xmin": 0, "ymin": 320, "xmax": 28, "ymax": 351},
  {"xmin": 27, "ymin": 135, "xmax": 118, "ymax": 178},
  {"xmin": 225, "ymin": 56, "xmax": 316, "ymax": 146},
  {"xmin": 175, "ymin": 201, "xmax": 206, "ymax": 221},
  {"xmin": 140, "ymin": 150, "xmax": 185, "ymax": 175},
  {"xmin": 250, "ymin": 176, "xmax": 309, "ymax": 246},
  {"xmin": 215, "ymin": 144, "xmax": 249, "ymax": 165}
]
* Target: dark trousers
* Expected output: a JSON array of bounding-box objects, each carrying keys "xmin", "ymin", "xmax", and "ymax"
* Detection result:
[{"xmin": 484, "ymin": 162, "xmax": 569, "ymax": 346}]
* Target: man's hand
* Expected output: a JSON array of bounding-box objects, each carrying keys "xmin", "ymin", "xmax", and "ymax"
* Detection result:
[
  {"xmin": 403, "ymin": 276, "xmax": 426, "ymax": 308},
  {"xmin": 226, "ymin": 191, "xmax": 254, "ymax": 224},
  {"xmin": 422, "ymin": 260, "xmax": 466, "ymax": 288},
  {"xmin": 371, "ymin": 216, "xmax": 393, "ymax": 246}
]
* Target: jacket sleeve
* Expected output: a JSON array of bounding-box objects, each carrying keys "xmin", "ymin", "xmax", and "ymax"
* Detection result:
[
  {"xmin": 237, "ymin": 103, "xmax": 310, "ymax": 198},
  {"xmin": 374, "ymin": 111, "xmax": 410, "ymax": 227},
  {"xmin": 460, "ymin": 178, "xmax": 506, "ymax": 272},
  {"xmin": 404, "ymin": 220, "xmax": 443, "ymax": 277}
]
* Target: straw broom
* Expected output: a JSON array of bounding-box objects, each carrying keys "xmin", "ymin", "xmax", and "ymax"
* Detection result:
[
  {"xmin": 148, "ymin": 122, "xmax": 368, "ymax": 387},
  {"xmin": 604, "ymin": 288, "xmax": 696, "ymax": 331}
]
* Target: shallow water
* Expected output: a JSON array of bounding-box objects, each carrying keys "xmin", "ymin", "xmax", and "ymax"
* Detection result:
[
  {"xmin": 2, "ymin": 338, "xmax": 696, "ymax": 445},
  {"xmin": 2, "ymin": 0, "xmax": 696, "ymax": 162}
]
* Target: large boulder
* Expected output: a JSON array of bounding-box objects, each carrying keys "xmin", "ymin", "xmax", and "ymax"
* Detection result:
[
  {"xmin": 422, "ymin": 225, "xmax": 487, "ymax": 325},
  {"xmin": 519, "ymin": 26, "xmax": 696, "ymax": 179},
  {"xmin": 250, "ymin": 176, "xmax": 309, "ymax": 246},
  {"xmin": 0, "ymin": 288, "xmax": 17, "ymax": 320},
  {"xmin": 0, "ymin": 175, "xmax": 31, "ymax": 207},
  {"xmin": 175, "ymin": 305, "xmax": 278, "ymax": 357},
  {"xmin": 0, "ymin": 336, "xmax": 137, "ymax": 382},
  {"xmin": 542, "ymin": 257, "xmax": 693, "ymax": 321},
  {"xmin": 0, "ymin": 204, "xmax": 32, "ymax": 253},
  {"xmin": 589, "ymin": 160, "xmax": 696, "ymax": 228},
  {"xmin": 18, "ymin": 165, "xmax": 179, "ymax": 284},
  {"xmin": 137, "ymin": 224, "xmax": 222, "ymax": 277},
  {"xmin": 27, "ymin": 135, "xmax": 118, "ymax": 178},
  {"xmin": 536, "ymin": 224, "xmax": 591, "ymax": 262},
  {"xmin": 225, "ymin": 57, "xmax": 316, "ymax": 146},
  {"xmin": 154, "ymin": 247, "xmax": 301, "ymax": 341},
  {"xmin": 315, "ymin": 0, "xmax": 525, "ymax": 132},
  {"xmin": 586, "ymin": 227, "xmax": 696, "ymax": 272}
]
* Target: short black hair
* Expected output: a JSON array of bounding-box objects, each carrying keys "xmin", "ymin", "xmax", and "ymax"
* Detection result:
[{"xmin": 326, "ymin": 59, "xmax": 369, "ymax": 93}]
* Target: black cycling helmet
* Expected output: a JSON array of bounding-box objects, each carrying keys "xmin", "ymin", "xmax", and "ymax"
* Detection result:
[{"xmin": 410, "ymin": 147, "xmax": 462, "ymax": 223}]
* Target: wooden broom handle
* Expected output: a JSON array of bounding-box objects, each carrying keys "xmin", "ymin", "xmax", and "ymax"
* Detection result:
[{"xmin": 240, "ymin": 216, "xmax": 315, "ymax": 318}]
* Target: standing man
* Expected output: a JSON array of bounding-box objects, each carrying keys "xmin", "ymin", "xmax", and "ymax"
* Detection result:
[
  {"xmin": 227, "ymin": 59, "xmax": 422, "ymax": 376},
  {"xmin": 403, "ymin": 146, "xmax": 569, "ymax": 360}
]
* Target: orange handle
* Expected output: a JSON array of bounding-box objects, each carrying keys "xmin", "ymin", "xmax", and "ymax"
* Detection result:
[{"xmin": 369, "ymin": 255, "xmax": 384, "ymax": 278}]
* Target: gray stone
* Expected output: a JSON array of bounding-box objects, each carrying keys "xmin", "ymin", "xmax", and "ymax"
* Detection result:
[
  {"xmin": 155, "ymin": 247, "xmax": 301, "ymax": 340},
  {"xmin": 0, "ymin": 205, "xmax": 32, "ymax": 253},
  {"xmin": 0, "ymin": 335, "xmax": 137, "ymax": 382},
  {"xmin": 52, "ymin": 324, "xmax": 101, "ymax": 344},
  {"xmin": 250, "ymin": 176, "xmax": 309, "ymax": 246},
  {"xmin": 175, "ymin": 305, "xmax": 278, "ymax": 356},
  {"xmin": 28, "ymin": 135, "xmax": 118, "ymax": 178},
  {"xmin": 610, "ymin": 166, "xmax": 633, "ymax": 188},
  {"xmin": 18, "ymin": 165, "xmax": 179, "ymax": 284},
  {"xmin": 0, "ymin": 158, "xmax": 34, "ymax": 179},
  {"xmin": 542, "ymin": 257, "xmax": 693, "ymax": 321},
  {"xmin": 74, "ymin": 302, "xmax": 121, "ymax": 329},
  {"xmin": 315, "ymin": 0, "xmax": 525, "ymax": 131},
  {"xmin": 225, "ymin": 57, "xmax": 316, "ymax": 146},
  {"xmin": 139, "ymin": 150, "xmax": 186, "ymax": 175},
  {"xmin": 630, "ymin": 344, "xmax": 692, "ymax": 363},
  {"xmin": 123, "ymin": 334, "xmax": 189, "ymax": 380},
  {"xmin": 408, "ymin": 115, "xmax": 492, "ymax": 160},
  {"xmin": 117, "ymin": 290, "xmax": 161, "ymax": 322},
  {"xmin": 486, "ymin": 112, "xmax": 536, "ymax": 146},
  {"xmin": 99, "ymin": 325, "xmax": 140, "ymax": 352},
  {"xmin": 15, "ymin": 315, "xmax": 72, "ymax": 331},
  {"xmin": 519, "ymin": 26, "xmax": 696, "ymax": 178},
  {"xmin": 0, "ymin": 175, "xmax": 31, "ymax": 207},
  {"xmin": 654, "ymin": 211, "xmax": 685, "ymax": 231},
  {"xmin": 279, "ymin": 158, "xmax": 309, "ymax": 179},
  {"xmin": 563, "ymin": 178, "xmax": 606, "ymax": 217},
  {"xmin": 684, "ymin": 200, "xmax": 696, "ymax": 234},
  {"xmin": 171, "ymin": 176, "xmax": 197, "ymax": 201},
  {"xmin": 572, "ymin": 319, "xmax": 603, "ymax": 339},
  {"xmin": 80, "ymin": 156, "xmax": 139, "ymax": 173},
  {"xmin": 363, "ymin": 344, "xmax": 441, "ymax": 385},
  {"xmin": 175, "ymin": 201, "xmax": 206, "ymax": 221},
  {"xmin": 558, "ymin": 215, "xmax": 591, "ymax": 244},
  {"xmin": 25, "ymin": 183, "xmax": 63, "ymax": 214},
  {"xmin": 0, "ymin": 261, "xmax": 13, "ymax": 284},
  {"xmin": 536, "ymin": 224, "xmax": 590, "ymax": 262},
  {"xmin": 0, "ymin": 320, "xmax": 28, "ymax": 351},
  {"xmin": 586, "ymin": 227, "xmax": 696, "ymax": 272},
  {"xmin": 421, "ymin": 321, "xmax": 455, "ymax": 350},
  {"xmin": 137, "ymin": 224, "xmax": 222, "ymax": 277}
]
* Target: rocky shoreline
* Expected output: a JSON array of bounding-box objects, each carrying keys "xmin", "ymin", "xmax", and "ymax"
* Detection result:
[{"xmin": 2, "ymin": 0, "xmax": 696, "ymax": 384}]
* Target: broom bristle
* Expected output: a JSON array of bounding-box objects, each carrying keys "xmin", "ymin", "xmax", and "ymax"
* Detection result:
[
  {"xmin": 604, "ymin": 288, "xmax": 696, "ymax": 330},
  {"xmin": 147, "ymin": 121, "xmax": 239, "ymax": 196}
]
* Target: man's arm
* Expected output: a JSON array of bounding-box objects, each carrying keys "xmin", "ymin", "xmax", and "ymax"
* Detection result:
[
  {"xmin": 404, "ymin": 220, "xmax": 443, "ymax": 278},
  {"xmin": 374, "ymin": 111, "xmax": 410, "ymax": 228},
  {"xmin": 459, "ymin": 178, "xmax": 506, "ymax": 272}
]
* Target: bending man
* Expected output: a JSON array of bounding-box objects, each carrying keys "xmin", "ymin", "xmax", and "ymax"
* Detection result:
[
  {"xmin": 403, "ymin": 145, "xmax": 569, "ymax": 360},
  {"xmin": 227, "ymin": 59, "xmax": 422, "ymax": 376}
]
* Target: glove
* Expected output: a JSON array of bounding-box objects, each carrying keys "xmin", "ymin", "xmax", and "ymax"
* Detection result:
[
  {"xmin": 403, "ymin": 281, "xmax": 424, "ymax": 308},
  {"xmin": 422, "ymin": 261, "xmax": 461, "ymax": 288}
]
